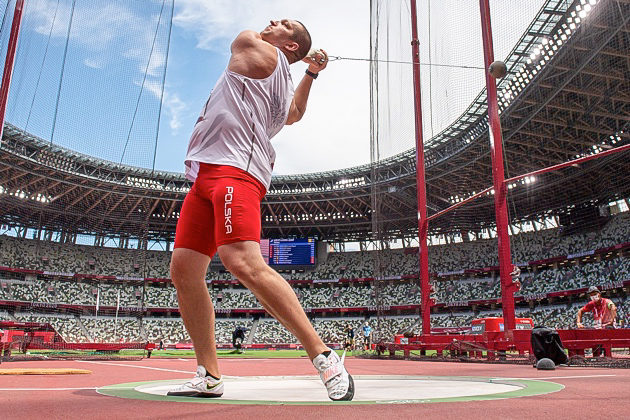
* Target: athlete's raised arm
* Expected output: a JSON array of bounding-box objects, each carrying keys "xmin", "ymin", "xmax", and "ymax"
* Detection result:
[{"xmin": 286, "ymin": 49, "xmax": 328, "ymax": 125}]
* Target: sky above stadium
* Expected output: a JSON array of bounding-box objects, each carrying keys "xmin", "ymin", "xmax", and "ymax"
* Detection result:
[
  {"xmin": 5, "ymin": 0, "xmax": 544, "ymax": 176},
  {"xmin": 159, "ymin": 0, "xmax": 543, "ymax": 175},
  {"xmin": 158, "ymin": 0, "xmax": 371, "ymax": 175}
]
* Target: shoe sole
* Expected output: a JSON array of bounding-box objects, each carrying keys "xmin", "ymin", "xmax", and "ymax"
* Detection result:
[
  {"xmin": 166, "ymin": 391, "xmax": 223, "ymax": 398},
  {"xmin": 330, "ymin": 374, "xmax": 354, "ymax": 401}
]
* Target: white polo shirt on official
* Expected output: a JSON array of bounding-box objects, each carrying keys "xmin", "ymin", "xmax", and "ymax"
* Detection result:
[{"xmin": 184, "ymin": 47, "xmax": 294, "ymax": 189}]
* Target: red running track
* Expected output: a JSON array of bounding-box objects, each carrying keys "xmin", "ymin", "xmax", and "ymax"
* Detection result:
[{"xmin": 0, "ymin": 357, "xmax": 628, "ymax": 419}]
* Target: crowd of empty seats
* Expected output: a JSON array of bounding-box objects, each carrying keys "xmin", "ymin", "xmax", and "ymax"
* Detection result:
[
  {"xmin": 143, "ymin": 318, "xmax": 190, "ymax": 344},
  {"xmin": 0, "ymin": 212, "xmax": 628, "ymax": 344},
  {"xmin": 0, "ymin": 253, "xmax": 627, "ymax": 309},
  {"xmin": 517, "ymin": 257, "xmax": 630, "ymax": 296},
  {"xmin": 1, "ymin": 301, "xmax": 628, "ymax": 346},
  {"xmin": 3, "ymin": 278, "xmax": 144, "ymax": 307},
  {"xmin": 253, "ymin": 320, "xmax": 296, "ymax": 344},
  {"xmin": 372, "ymin": 316, "xmax": 421, "ymax": 341},
  {"xmin": 0, "ymin": 235, "xmax": 170, "ymax": 278},
  {"xmin": 81, "ymin": 317, "xmax": 143, "ymax": 342},
  {"xmin": 1, "ymin": 213, "xmax": 628, "ymax": 282},
  {"xmin": 12, "ymin": 312, "xmax": 87, "ymax": 342}
]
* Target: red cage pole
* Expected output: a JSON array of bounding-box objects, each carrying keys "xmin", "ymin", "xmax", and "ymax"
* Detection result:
[
  {"xmin": 479, "ymin": 0, "xmax": 516, "ymax": 331},
  {"xmin": 0, "ymin": 0, "xmax": 25, "ymax": 144},
  {"xmin": 409, "ymin": 0, "xmax": 431, "ymax": 335}
]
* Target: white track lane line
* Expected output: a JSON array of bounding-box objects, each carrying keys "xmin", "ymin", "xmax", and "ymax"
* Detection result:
[
  {"xmin": 76, "ymin": 360, "xmax": 191, "ymax": 374},
  {"xmin": 497, "ymin": 374, "xmax": 616, "ymax": 380},
  {"xmin": 0, "ymin": 387, "xmax": 98, "ymax": 391}
]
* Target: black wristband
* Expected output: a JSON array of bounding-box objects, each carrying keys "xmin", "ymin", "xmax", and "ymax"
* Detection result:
[{"xmin": 305, "ymin": 69, "xmax": 318, "ymax": 79}]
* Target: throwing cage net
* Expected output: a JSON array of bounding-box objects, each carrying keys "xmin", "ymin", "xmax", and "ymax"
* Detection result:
[
  {"xmin": 368, "ymin": 0, "xmax": 545, "ymax": 345},
  {"xmin": 368, "ymin": 0, "xmax": 630, "ymax": 365},
  {"xmin": 0, "ymin": 0, "xmax": 174, "ymax": 360}
]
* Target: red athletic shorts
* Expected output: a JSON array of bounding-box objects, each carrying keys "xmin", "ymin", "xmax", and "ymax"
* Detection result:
[{"xmin": 174, "ymin": 163, "xmax": 267, "ymax": 257}]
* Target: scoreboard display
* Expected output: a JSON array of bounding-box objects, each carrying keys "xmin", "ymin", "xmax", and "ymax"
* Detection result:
[{"xmin": 265, "ymin": 238, "xmax": 316, "ymax": 266}]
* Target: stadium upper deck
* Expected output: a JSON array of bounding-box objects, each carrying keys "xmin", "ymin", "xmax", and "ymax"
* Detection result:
[{"xmin": 0, "ymin": 0, "xmax": 628, "ymax": 244}]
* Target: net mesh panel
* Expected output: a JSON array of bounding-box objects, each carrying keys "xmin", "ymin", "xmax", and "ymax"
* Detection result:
[
  {"xmin": 428, "ymin": 147, "xmax": 629, "ymax": 305},
  {"xmin": 369, "ymin": 0, "xmax": 629, "ymax": 352},
  {"xmin": 0, "ymin": 0, "xmax": 174, "ymax": 359},
  {"xmin": 0, "ymin": 0, "xmax": 172, "ymax": 168},
  {"xmin": 1, "ymin": 335, "xmax": 148, "ymax": 362},
  {"xmin": 370, "ymin": 0, "xmax": 544, "ymax": 159},
  {"xmin": 369, "ymin": 0, "xmax": 545, "ymax": 342},
  {"xmin": 0, "ymin": 0, "xmax": 628, "ymax": 360}
]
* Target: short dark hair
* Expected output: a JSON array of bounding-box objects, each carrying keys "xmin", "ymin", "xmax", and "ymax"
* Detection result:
[{"xmin": 290, "ymin": 20, "xmax": 312, "ymax": 61}]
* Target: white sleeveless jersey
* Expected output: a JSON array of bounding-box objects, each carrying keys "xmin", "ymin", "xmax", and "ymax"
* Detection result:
[{"xmin": 184, "ymin": 48, "xmax": 294, "ymax": 189}]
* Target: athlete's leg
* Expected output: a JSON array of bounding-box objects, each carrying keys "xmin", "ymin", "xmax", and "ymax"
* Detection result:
[
  {"xmin": 170, "ymin": 248, "xmax": 220, "ymax": 377},
  {"xmin": 218, "ymin": 241, "xmax": 328, "ymax": 360},
  {"xmin": 171, "ymin": 176, "xmax": 220, "ymax": 379}
]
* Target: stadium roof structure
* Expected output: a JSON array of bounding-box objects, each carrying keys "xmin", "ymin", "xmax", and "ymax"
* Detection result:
[{"xmin": 0, "ymin": 0, "xmax": 628, "ymax": 245}]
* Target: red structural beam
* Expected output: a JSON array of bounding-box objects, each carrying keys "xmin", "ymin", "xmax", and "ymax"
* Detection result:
[
  {"xmin": 504, "ymin": 143, "xmax": 630, "ymax": 184},
  {"xmin": 0, "ymin": 0, "xmax": 25, "ymax": 143},
  {"xmin": 427, "ymin": 186, "xmax": 493, "ymax": 222},
  {"xmin": 427, "ymin": 143, "xmax": 630, "ymax": 224},
  {"xmin": 409, "ymin": 0, "xmax": 432, "ymax": 335},
  {"xmin": 479, "ymin": 0, "xmax": 516, "ymax": 331}
]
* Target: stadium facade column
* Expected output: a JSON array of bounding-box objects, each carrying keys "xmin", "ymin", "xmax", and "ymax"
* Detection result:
[
  {"xmin": 409, "ymin": 0, "xmax": 431, "ymax": 335},
  {"xmin": 0, "ymin": 0, "xmax": 25, "ymax": 144},
  {"xmin": 479, "ymin": 0, "xmax": 516, "ymax": 331}
]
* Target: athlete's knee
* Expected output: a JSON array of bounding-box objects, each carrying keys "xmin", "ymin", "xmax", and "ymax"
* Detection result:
[
  {"xmin": 169, "ymin": 255, "xmax": 187, "ymax": 289},
  {"xmin": 221, "ymin": 254, "xmax": 257, "ymax": 281},
  {"xmin": 219, "ymin": 246, "xmax": 267, "ymax": 285},
  {"xmin": 169, "ymin": 248, "xmax": 210, "ymax": 290}
]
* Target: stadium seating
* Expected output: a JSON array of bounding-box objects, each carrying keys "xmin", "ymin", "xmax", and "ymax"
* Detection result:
[
  {"xmin": 12, "ymin": 313, "xmax": 87, "ymax": 342},
  {"xmin": 0, "ymin": 253, "xmax": 627, "ymax": 309},
  {"xmin": 0, "ymin": 211, "xmax": 628, "ymax": 344},
  {"xmin": 81, "ymin": 316, "xmax": 143, "ymax": 343},
  {"xmin": 1, "ymin": 211, "xmax": 628, "ymax": 279}
]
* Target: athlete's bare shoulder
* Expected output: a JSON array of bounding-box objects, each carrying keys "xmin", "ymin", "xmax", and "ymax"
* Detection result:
[{"xmin": 228, "ymin": 30, "xmax": 278, "ymax": 79}]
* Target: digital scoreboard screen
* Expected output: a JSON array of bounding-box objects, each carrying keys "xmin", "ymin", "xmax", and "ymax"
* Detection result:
[{"xmin": 264, "ymin": 238, "xmax": 316, "ymax": 266}]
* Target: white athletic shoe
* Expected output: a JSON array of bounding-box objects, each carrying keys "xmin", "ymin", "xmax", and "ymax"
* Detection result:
[
  {"xmin": 166, "ymin": 365, "xmax": 224, "ymax": 398},
  {"xmin": 313, "ymin": 350, "xmax": 355, "ymax": 401}
]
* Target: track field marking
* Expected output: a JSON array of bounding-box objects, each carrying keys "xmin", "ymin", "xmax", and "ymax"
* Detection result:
[
  {"xmin": 76, "ymin": 360, "xmax": 191, "ymax": 374},
  {"xmin": 498, "ymin": 374, "xmax": 616, "ymax": 380},
  {"xmin": 0, "ymin": 387, "xmax": 98, "ymax": 391}
]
